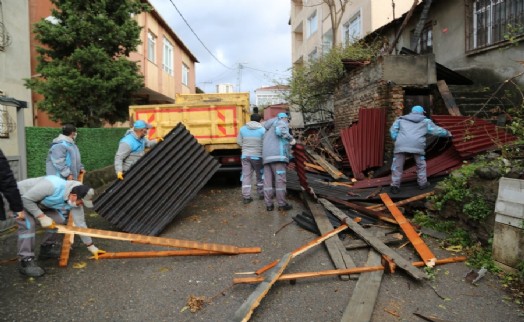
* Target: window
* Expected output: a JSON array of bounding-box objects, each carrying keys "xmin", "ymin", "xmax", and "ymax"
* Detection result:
[
  {"xmin": 307, "ymin": 11, "xmax": 318, "ymax": 38},
  {"xmin": 147, "ymin": 31, "xmax": 156, "ymax": 63},
  {"xmin": 343, "ymin": 12, "xmax": 361, "ymax": 45},
  {"xmin": 182, "ymin": 63, "xmax": 189, "ymax": 86},
  {"xmin": 322, "ymin": 29, "xmax": 333, "ymax": 54},
  {"xmin": 163, "ymin": 37, "xmax": 173, "ymax": 75},
  {"xmin": 467, "ymin": 0, "xmax": 524, "ymax": 51},
  {"xmin": 308, "ymin": 48, "xmax": 318, "ymax": 62},
  {"xmin": 412, "ymin": 22, "xmax": 433, "ymax": 54}
]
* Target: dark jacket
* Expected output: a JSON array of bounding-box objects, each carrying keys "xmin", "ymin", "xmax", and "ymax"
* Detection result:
[{"xmin": 0, "ymin": 149, "xmax": 23, "ymax": 220}]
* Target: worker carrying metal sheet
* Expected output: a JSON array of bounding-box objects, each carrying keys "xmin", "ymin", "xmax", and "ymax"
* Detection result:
[
  {"xmin": 15, "ymin": 176, "xmax": 105, "ymax": 277},
  {"xmin": 114, "ymin": 120, "xmax": 162, "ymax": 180}
]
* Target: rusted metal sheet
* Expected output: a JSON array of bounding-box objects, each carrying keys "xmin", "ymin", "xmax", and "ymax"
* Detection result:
[
  {"xmin": 292, "ymin": 144, "xmax": 310, "ymax": 193},
  {"xmin": 351, "ymin": 147, "xmax": 462, "ymax": 189},
  {"xmin": 432, "ymin": 115, "xmax": 518, "ymax": 157},
  {"xmin": 340, "ymin": 108, "xmax": 387, "ymax": 180},
  {"xmin": 94, "ymin": 123, "xmax": 220, "ymax": 236}
]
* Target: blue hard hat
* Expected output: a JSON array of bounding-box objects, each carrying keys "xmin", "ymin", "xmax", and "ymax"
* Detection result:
[
  {"xmin": 133, "ymin": 120, "xmax": 152, "ymax": 129},
  {"xmin": 277, "ymin": 112, "xmax": 288, "ymax": 119},
  {"xmin": 411, "ymin": 105, "xmax": 425, "ymax": 114}
]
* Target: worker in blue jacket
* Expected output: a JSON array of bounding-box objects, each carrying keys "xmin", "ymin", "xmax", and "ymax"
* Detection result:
[
  {"xmin": 237, "ymin": 113, "xmax": 265, "ymax": 204},
  {"xmin": 389, "ymin": 105, "xmax": 452, "ymax": 194},
  {"xmin": 45, "ymin": 124, "xmax": 85, "ymax": 180},
  {"xmin": 114, "ymin": 120, "xmax": 161, "ymax": 180}
]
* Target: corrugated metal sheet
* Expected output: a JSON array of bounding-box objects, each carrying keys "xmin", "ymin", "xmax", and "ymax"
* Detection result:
[
  {"xmin": 94, "ymin": 123, "xmax": 220, "ymax": 236},
  {"xmin": 340, "ymin": 108, "xmax": 386, "ymax": 180},
  {"xmin": 350, "ymin": 147, "xmax": 463, "ymax": 189},
  {"xmin": 292, "ymin": 144, "xmax": 309, "ymax": 192},
  {"xmin": 432, "ymin": 115, "xmax": 518, "ymax": 157}
]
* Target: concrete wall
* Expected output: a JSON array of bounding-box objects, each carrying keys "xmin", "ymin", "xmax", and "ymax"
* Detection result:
[{"xmin": 387, "ymin": 0, "xmax": 524, "ymax": 87}]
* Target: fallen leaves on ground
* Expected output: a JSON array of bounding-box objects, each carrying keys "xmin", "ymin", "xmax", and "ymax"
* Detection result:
[
  {"xmin": 73, "ymin": 262, "xmax": 87, "ymax": 269},
  {"xmin": 185, "ymin": 294, "xmax": 207, "ymax": 312}
]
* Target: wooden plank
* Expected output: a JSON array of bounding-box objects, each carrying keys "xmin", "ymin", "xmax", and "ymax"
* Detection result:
[
  {"xmin": 318, "ymin": 198, "xmax": 428, "ymax": 281},
  {"xmin": 55, "ymin": 225, "xmax": 246, "ymax": 254},
  {"xmin": 341, "ymin": 230, "xmax": 385, "ymax": 322},
  {"xmin": 343, "ymin": 233, "xmax": 403, "ymax": 249},
  {"xmin": 380, "ymin": 193, "xmax": 437, "ymax": 267},
  {"xmin": 233, "ymin": 256, "xmax": 467, "ymax": 284},
  {"xmin": 255, "ymin": 224, "xmax": 348, "ymax": 275},
  {"xmin": 306, "ymin": 148, "xmax": 348, "ymax": 180},
  {"xmin": 96, "ymin": 247, "xmax": 261, "ymax": 259},
  {"xmin": 366, "ymin": 191, "xmax": 434, "ymax": 211},
  {"xmin": 232, "ymin": 253, "xmax": 292, "ymax": 322},
  {"xmin": 307, "ymin": 198, "xmax": 357, "ymax": 280},
  {"xmin": 437, "ymin": 80, "xmax": 461, "ymax": 116},
  {"xmin": 304, "ymin": 162, "xmax": 327, "ymax": 172},
  {"xmin": 326, "ymin": 196, "xmax": 398, "ymax": 225},
  {"xmin": 58, "ymin": 214, "xmax": 74, "ymax": 267}
]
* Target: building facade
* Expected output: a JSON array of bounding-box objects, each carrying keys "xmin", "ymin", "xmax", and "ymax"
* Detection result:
[
  {"xmin": 0, "ymin": 0, "xmax": 32, "ymax": 179},
  {"xmin": 290, "ymin": 0, "xmax": 413, "ymax": 66},
  {"xmin": 254, "ymin": 85, "xmax": 290, "ymax": 107}
]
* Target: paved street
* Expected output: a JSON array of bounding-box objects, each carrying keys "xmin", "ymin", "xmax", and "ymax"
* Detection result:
[{"xmin": 0, "ymin": 174, "xmax": 522, "ymax": 321}]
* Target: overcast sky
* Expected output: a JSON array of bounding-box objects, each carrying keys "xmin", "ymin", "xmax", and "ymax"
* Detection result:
[{"xmin": 148, "ymin": 0, "xmax": 292, "ymax": 100}]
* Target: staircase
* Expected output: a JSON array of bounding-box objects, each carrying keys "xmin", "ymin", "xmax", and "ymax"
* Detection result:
[{"xmin": 448, "ymin": 85, "xmax": 517, "ymax": 124}]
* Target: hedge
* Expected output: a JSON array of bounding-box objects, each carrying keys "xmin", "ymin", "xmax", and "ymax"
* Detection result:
[{"xmin": 26, "ymin": 127, "xmax": 128, "ymax": 178}]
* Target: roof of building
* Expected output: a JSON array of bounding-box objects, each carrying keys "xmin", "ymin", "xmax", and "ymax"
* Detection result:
[{"xmin": 255, "ymin": 85, "xmax": 290, "ymax": 92}]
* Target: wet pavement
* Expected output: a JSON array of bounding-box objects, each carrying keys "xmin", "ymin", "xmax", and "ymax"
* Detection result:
[{"xmin": 0, "ymin": 174, "xmax": 522, "ymax": 321}]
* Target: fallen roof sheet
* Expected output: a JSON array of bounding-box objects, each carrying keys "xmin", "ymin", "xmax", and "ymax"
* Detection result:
[
  {"xmin": 340, "ymin": 108, "xmax": 386, "ymax": 180},
  {"xmin": 432, "ymin": 115, "xmax": 518, "ymax": 157},
  {"xmin": 94, "ymin": 123, "xmax": 220, "ymax": 236}
]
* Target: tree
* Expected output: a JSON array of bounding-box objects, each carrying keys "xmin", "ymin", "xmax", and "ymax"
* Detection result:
[
  {"xmin": 324, "ymin": 0, "xmax": 350, "ymax": 47},
  {"xmin": 25, "ymin": 0, "xmax": 149, "ymax": 127}
]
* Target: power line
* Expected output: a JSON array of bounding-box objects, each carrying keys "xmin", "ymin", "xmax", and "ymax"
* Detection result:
[
  {"xmin": 167, "ymin": 0, "xmax": 234, "ymax": 70},
  {"xmin": 243, "ymin": 65, "xmax": 291, "ymax": 77}
]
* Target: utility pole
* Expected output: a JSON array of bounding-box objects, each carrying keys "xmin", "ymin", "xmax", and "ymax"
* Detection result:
[{"xmin": 236, "ymin": 63, "xmax": 246, "ymax": 92}]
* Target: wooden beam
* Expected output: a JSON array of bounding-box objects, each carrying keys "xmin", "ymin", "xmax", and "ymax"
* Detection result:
[
  {"xmin": 233, "ymin": 256, "xmax": 466, "ymax": 284},
  {"xmin": 366, "ymin": 191, "xmax": 434, "ymax": 211},
  {"xmin": 255, "ymin": 224, "xmax": 348, "ymax": 275},
  {"xmin": 325, "ymin": 196, "xmax": 398, "ymax": 225},
  {"xmin": 341, "ymin": 230, "xmax": 385, "ymax": 322},
  {"xmin": 232, "ymin": 253, "xmax": 292, "ymax": 322},
  {"xmin": 343, "ymin": 233, "xmax": 404, "ymax": 250},
  {"xmin": 388, "ymin": 0, "xmax": 419, "ymax": 54},
  {"xmin": 58, "ymin": 215, "xmax": 74, "ymax": 267},
  {"xmin": 55, "ymin": 225, "xmax": 249, "ymax": 254},
  {"xmin": 304, "ymin": 162, "xmax": 327, "ymax": 172},
  {"xmin": 307, "ymin": 197, "xmax": 357, "ymax": 280},
  {"xmin": 306, "ymin": 148, "xmax": 348, "ymax": 180},
  {"xmin": 380, "ymin": 193, "xmax": 437, "ymax": 267},
  {"xmin": 318, "ymin": 198, "xmax": 428, "ymax": 281},
  {"xmin": 437, "ymin": 80, "xmax": 462, "ymax": 116},
  {"xmin": 96, "ymin": 247, "xmax": 261, "ymax": 259}
]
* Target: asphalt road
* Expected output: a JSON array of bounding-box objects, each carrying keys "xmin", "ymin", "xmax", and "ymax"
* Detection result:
[{"xmin": 0, "ymin": 174, "xmax": 523, "ymax": 321}]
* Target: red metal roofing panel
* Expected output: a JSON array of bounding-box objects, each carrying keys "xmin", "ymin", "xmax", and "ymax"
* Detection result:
[
  {"xmin": 432, "ymin": 115, "xmax": 518, "ymax": 157},
  {"xmin": 340, "ymin": 108, "xmax": 386, "ymax": 180},
  {"xmin": 350, "ymin": 147, "xmax": 463, "ymax": 189}
]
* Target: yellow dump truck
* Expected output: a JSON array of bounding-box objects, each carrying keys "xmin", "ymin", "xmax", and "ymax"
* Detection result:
[{"xmin": 129, "ymin": 92, "xmax": 251, "ymax": 171}]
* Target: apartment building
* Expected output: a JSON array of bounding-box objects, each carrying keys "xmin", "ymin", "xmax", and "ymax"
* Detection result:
[
  {"xmin": 254, "ymin": 85, "xmax": 290, "ymax": 107},
  {"xmin": 29, "ymin": 0, "xmax": 198, "ymax": 126},
  {"xmin": 290, "ymin": 0, "xmax": 414, "ymax": 66}
]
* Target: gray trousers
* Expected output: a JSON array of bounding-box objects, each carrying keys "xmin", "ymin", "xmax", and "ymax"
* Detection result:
[
  {"xmin": 241, "ymin": 157, "xmax": 263, "ymax": 199},
  {"xmin": 16, "ymin": 209, "xmax": 67, "ymax": 260},
  {"xmin": 263, "ymin": 162, "xmax": 288, "ymax": 207},
  {"xmin": 391, "ymin": 152, "xmax": 427, "ymax": 187}
]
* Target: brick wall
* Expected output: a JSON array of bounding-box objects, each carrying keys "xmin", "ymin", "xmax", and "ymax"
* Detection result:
[{"xmin": 334, "ymin": 58, "xmax": 406, "ymax": 159}]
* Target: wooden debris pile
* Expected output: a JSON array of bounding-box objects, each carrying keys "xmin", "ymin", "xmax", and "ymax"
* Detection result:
[{"xmin": 231, "ymin": 192, "xmax": 467, "ymax": 321}]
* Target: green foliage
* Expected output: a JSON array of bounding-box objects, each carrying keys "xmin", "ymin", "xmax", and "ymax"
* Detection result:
[
  {"xmin": 503, "ymin": 23, "xmax": 524, "ymax": 46},
  {"xmin": 25, "ymin": 0, "xmax": 149, "ymax": 127},
  {"xmin": 26, "ymin": 127, "xmax": 127, "ymax": 178},
  {"xmin": 287, "ymin": 40, "xmax": 383, "ymax": 116},
  {"xmin": 413, "ymin": 210, "xmax": 472, "ymax": 246},
  {"xmin": 429, "ymin": 162, "xmax": 493, "ymax": 221},
  {"xmin": 465, "ymin": 243, "xmax": 500, "ymax": 272}
]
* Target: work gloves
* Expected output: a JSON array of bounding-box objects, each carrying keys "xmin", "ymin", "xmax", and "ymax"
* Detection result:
[
  {"xmin": 36, "ymin": 214, "xmax": 55, "ymax": 228},
  {"xmin": 87, "ymin": 244, "xmax": 107, "ymax": 260},
  {"xmin": 117, "ymin": 171, "xmax": 124, "ymax": 180},
  {"xmin": 448, "ymin": 130, "xmax": 453, "ymax": 137},
  {"xmin": 290, "ymin": 138, "xmax": 297, "ymax": 146},
  {"xmin": 156, "ymin": 137, "xmax": 164, "ymax": 142}
]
